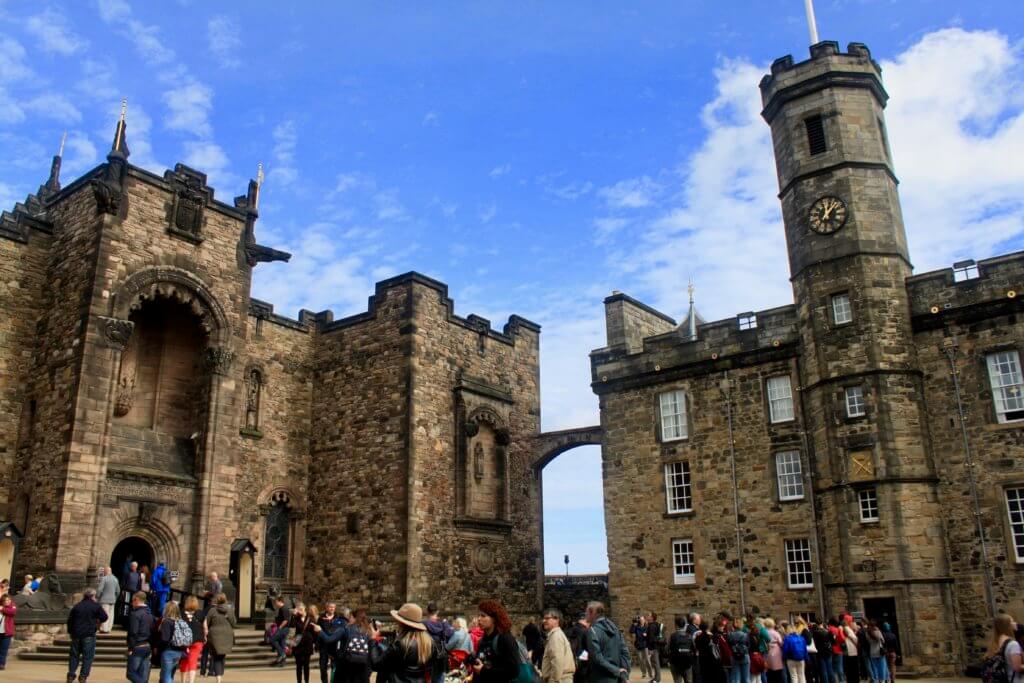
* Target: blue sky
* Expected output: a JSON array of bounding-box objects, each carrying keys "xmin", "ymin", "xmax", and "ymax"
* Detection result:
[{"xmin": 2, "ymin": 1, "xmax": 1023, "ymax": 573}]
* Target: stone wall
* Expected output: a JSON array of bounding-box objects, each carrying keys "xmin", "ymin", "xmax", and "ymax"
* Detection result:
[{"xmin": 542, "ymin": 575, "xmax": 610, "ymax": 622}]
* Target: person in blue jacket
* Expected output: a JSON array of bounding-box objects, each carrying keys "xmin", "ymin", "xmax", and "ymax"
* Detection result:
[{"xmin": 151, "ymin": 563, "xmax": 171, "ymax": 616}]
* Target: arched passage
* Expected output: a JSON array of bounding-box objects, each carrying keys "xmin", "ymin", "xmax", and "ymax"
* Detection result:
[
  {"xmin": 110, "ymin": 536, "xmax": 155, "ymax": 580},
  {"xmin": 533, "ymin": 427, "xmax": 605, "ymax": 575}
]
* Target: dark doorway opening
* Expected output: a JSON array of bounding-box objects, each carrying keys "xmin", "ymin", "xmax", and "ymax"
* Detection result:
[
  {"xmin": 110, "ymin": 536, "xmax": 154, "ymax": 585},
  {"xmin": 863, "ymin": 596, "xmax": 902, "ymax": 665}
]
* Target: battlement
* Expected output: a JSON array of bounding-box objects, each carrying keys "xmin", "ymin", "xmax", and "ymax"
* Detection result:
[
  {"xmin": 760, "ymin": 41, "xmax": 887, "ymax": 123},
  {"xmin": 907, "ymin": 250, "xmax": 1024, "ymax": 329},
  {"xmin": 592, "ymin": 299, "xmax": 799, "ymax": 392}
]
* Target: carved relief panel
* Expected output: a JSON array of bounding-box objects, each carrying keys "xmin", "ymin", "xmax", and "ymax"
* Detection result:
[{"xmin": 454, "ymin": 377, "xmax": 514, "ymax": 531}]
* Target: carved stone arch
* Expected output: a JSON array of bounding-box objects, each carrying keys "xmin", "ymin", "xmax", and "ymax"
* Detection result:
[
  {"xmin": 467, "ymin": 406, "xmax": 505, "ymax": 429},
  {"xmin": 111, "ymin": 266, "xmax": 231, "ymax": 345},
  {"xmin": 256, "ymin": 484, "xmax": 304, "ymax": 514},
  {"xmin": 99, "ymin": 502, "xmax": 185, "ymax": 571},
  {"xmin": 255, "ymin": 484, "xmax": 304, "ymax": 585}
]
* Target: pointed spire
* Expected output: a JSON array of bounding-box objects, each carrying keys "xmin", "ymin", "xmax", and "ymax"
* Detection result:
[
  {"xmin": 254, "ymin": 162, "xmax": 264, "ymax": 210},
  {"xmin": 680, "ymin": 277, "xmax": 702, "ymax": 341},
  {"xmin": 43, "ymin": 131, "xmax": 66, "ymax": 194},
  {"xmin": 109, "ymin": 98, "xmax": 130, "ymax": 159}
]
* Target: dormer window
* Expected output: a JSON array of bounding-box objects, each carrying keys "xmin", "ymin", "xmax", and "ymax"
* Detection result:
[
  {"xmin": 953, "ymin": 259, "xmax": 979, "ymax": 282},
  {"xmin": 805, "ymin": 115, "xmax": 827, "ymax": 155},
  {"xmin": 738, "ymin": 313, "xmax": 757, "ymax": 331}
]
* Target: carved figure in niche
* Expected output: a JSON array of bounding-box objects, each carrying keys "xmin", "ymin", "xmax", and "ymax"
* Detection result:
[
  {"xmin": 473, "ymin": 442, "xmax": 485, "ymax": 482},
  {"xmin": 114, "ymin": 332, "xmax": 139, "ymax": 417},
  {"xmin": 245, "ymin": 368, "xmax": 262, "ymax": 430}
]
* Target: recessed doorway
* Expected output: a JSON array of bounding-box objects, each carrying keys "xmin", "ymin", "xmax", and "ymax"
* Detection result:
[{"xmin": 110, "ymin": 536, "xmax": 155, "ymax": 583}]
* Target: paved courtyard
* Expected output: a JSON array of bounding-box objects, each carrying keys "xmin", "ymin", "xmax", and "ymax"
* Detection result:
[{"xmin": 2, "ymin": 661, "xmax": 979, "ymax": 683}]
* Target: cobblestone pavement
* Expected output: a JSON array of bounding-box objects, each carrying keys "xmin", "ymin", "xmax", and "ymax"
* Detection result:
[{"xmin": 2, "ymin": 661, "xmax": 978, "ymax": 683}]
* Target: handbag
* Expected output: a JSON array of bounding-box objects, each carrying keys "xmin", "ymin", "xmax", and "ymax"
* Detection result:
[
  {"xmin": 807, "ymin": 638, "xmax": 818, "ymax": 654},
  {"xmin": 749, "ymin": 652, "xmax": 766, "ymax": 674}
]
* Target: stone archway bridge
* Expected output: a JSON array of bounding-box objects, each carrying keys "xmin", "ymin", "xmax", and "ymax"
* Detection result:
[{"xmin": 532, "ymin": 425, "xmax": 603, "ymax": 472}]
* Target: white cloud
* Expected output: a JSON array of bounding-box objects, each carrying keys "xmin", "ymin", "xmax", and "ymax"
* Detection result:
[
  {"xmin": 269, "ymin": 120, "xmax": 297, "ymax": 186},
  {"xmin": 0, "ymin": 181, "xmax": 19, "ymax": 208},
  {"xmin": 598, "ymin": 175, "xmax": 661, "ymax": 209},
  {"xmin": 0, "ymin": 36, "xmax": 31, "ymax": 81},
  {"xmin": 374, "ymin": 189, "xmax": 408, "ymax": 222},
  {"xmin": 544, "ymin": 178, "xmax": 593, "ymax": 201},
  {"xmin": 96, "ymin": 0, "xmax": 130, "ymax": 22},
  {"xmin": 183, "ymin": 140, "xmax": 229, "ymax": 176},
  {"xmin": 333, "ymin": 172, "xmax": 373, "ymax": 194},
  {"xmin": 207, "ymin": 15, "xmax": 242, "ymax": 69},
  {"xmin": 593, "ymin": 216, "xmax": 628, "ymax": 243},
  {"xmin": 478, "ymin": 203, "xmax": 498, "ymax": 223},
  {"xmin": 77, "ymin": 58, "xmax": 119, "ymax": 101},
  {"xmin": 25, "ymin": 93, "xmax": 82, "ymax": 124},
  {"xmin": 163, "ymin": 81, "xmax": 214, "ymax": 137},
  {"xmin": 422, "ymin": 110, "xmax": 439, "ymax": 126},
  {"xmin": 881, "ymin": 28, "xmax": 1024, "ymax": 269},
  {"xmin": 125, "ymin": 19, "xmax": 175, "ymax": 65},
  {"xmin": 489, "ymin": 163, "xmax": 511, "ymax": 178},
  {"xmin": 61, "ymin": 133, "xmax": 99, "ymax": 177},
  {"xmin": 0, "ymin": 87, "xmax": 24, "ymax": 124},
  {"xmin": 26, "ymin": 9, "xmax": 87, "ymax": 55}
]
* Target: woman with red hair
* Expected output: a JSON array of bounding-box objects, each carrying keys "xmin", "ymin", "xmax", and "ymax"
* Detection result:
[{"xmin": 472, "ymin": 600, "xmax": 520, "ymax": 683}]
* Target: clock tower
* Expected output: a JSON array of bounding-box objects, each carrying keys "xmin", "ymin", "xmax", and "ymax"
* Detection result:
[{"xmin": 761, "ymin": 41, "xmax": 953, "ymax": 658}]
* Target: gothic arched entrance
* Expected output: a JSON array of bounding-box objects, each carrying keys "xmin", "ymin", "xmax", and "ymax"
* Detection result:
[{"xmin": 110, "ymin": 536, "xmax": 154, "ymax": 581}]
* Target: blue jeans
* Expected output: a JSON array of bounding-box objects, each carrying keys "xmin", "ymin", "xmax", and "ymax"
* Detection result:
[
  {"xmin": 270, "ymin": 626, "xmax": 291, "ymax": 658},
  {"xmin": 818, "ymin": 653, "xmax": 833, "ymax": 683},
  {"xmin": 867, "ymin": 657, "xmax": 888, "ymax": 682},
  {"xmin": 832, "ymin": 655, "xmax": 844, "ymax": 683},
  {"xmin": 68, "ymin": 636, "xmax": 97, "ymax": 679},
  {"xmin": 729, "ymin": 654, "xmax": 750, "ymax": 683},
  {"xmin": 127, "ymin": 645, "xmax": 152, "ymax": 683},
  {"xmin": 0, "ymin": 634, "xmax": 11, "ymax": 666},
  {"xmin": 161, "ymin": 648, "xmax": 184, "ymax": 683}
]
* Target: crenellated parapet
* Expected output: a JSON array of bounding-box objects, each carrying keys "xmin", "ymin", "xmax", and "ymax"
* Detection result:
[{"xmin": 908, "ymin": 252, "xmax": 1024, "ymax": 331}]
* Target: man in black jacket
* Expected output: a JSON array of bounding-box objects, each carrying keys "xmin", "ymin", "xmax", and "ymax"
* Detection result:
[
  {"xmin": 66, "ymin": 588, "xmax": 108, "ymax": 683},
  {"xmin": 646, "ymin": 613, "xmax": 664, "ymax": 683},
  {"xmin": 125, "ymin": 591, "xmax": 154, "ymax": 683},
  {"xmin": 565, "ymin": 613, "xmax": 591, "ymax": 683}
]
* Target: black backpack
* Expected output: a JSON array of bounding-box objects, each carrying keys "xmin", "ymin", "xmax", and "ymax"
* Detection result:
[
  {"xmin": 345, "ymin": 629, "xmax": 371, "ymax": 664},
  {"xmin": 670, "ymin": 629, "xmax": 694, "ymax": 658}
]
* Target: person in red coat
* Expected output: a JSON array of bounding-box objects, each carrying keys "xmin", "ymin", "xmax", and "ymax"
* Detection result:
[{"xmin": 0, "ymin": 593, "xmax": 16, "ymax": 669}]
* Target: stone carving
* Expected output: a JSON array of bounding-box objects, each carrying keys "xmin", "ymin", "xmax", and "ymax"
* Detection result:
[
  {"xmin": 164, "ymin": 165, "xmax": 211, "ymax": 243},
  {"xmin": 98, "ymin": 316, "xmax": 134, "ymax": 350},
  {"xmin": 138, "ymin": 501, "xmax": 158, "ymax": 525},
  {"xmin": 472, "ymin": 544, "xmax": 495, "ymax": 574},
  {"xmin": 473, "ymin": 442, "xmax": 485, "ymax": 482},
  {"xmin": 91, "ymin": 177, "xmax": 122, "ymax": 215},
  {"xmin": 245, "ymin": 368, "xmax": 262, "ymax": 430},
  {"xmin": 114, "ymin": 375, "xmax": 135, "ymax": 417},
  {"xmin": 204, "ymin": 347, "xmax": 234, "ymax": 375},
  {"xmin": 13, "ymin": 573, "xmax": 67, "ymax": 611}
]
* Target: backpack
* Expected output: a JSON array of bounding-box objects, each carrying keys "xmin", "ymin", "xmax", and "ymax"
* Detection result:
[
  {"xmin": 981, "ymin": 640, "xmax": 1012, "ymax": 683},
  {"xmin": 171, "ymin": 618, "xmax": 194, "ymax": 648},
  {"xmin": 727, "ymin": 630, "xmax": 749, "ymax": 657},
  {"xmin": 492, "ymin": 634, "xmax": 537, "ymax": 683},
  {"xmin": 820, "ymin": 628, "xmax": 835, "ymax": 653},
  {"xmin": 345, "ymin": 629, "xmax": 371, "ymax": 663},
  {"xmin": 713, "ymin": 634, "xmax": 733, "ymax": 667},
  {"xmin": 670, "ymin": 629, "xmax": 693, "ymax": 658},
  {"xmin": 783, "ymin": 634, "xmax": 807, "ymax": 662}
]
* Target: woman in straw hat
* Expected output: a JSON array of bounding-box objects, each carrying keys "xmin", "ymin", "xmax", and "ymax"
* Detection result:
[
  {"xmin": 472, "ymin": 600, "xmax": 520, "ymax": 683},
  {"xmin": 371, "ymin": 603, "xmax": 442, "ymax": 683}
]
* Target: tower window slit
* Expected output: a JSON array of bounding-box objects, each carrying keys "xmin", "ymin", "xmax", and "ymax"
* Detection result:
[{"xmin": 805, "ymin": 115, "xmax": 827, "ymax": 155}]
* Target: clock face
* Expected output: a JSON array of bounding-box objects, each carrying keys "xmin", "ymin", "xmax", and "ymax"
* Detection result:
[{"xmin": 808, "ymin": 196, "xmax": 848, "ymax": 234}]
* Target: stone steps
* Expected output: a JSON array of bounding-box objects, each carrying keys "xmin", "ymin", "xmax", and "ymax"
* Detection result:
[{"xmin": 18, "ymin": 629, "xmax": 300, "ymax": 669}]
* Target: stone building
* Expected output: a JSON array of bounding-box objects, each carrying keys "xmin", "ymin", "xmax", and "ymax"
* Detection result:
[
  {"xmin": 592, "ymin": 41, "xmax": 1024, "ymax": 674},
  {"xmin": 0, "ymin": 113, "xmax": 543, "ymax": 619}
]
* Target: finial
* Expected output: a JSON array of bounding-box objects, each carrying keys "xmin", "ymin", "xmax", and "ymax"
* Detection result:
[
  {"xmin": 687, "ymin": 278, "xmax": 695, "ymax": 304},
  {"xmin": 58, "ymin": 131, "xmax": 67, "ymax": 157},
  {"xmin": 112, "ymin": 98, "xmax": 128, "ymax": 154},
  {"xmin": 120, "ymin": 98, "xmax": 127, "ymax": 123},
  {"xmin": 254, "ymin": 162, "xmax": 264, "ymax": 210},
  {"xmin": 804, "ymin": 0, "xmax": 820, "ymax": 45}
]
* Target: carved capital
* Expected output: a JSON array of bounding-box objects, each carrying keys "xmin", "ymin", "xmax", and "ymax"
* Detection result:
[
  {"xmin": 204, "ymin": 346, "xmax": 234, "ymax": 375},
  {"xmin": 91, "ymin": 179, "xmax": 122, "ymax": 216},
  {"xmin": 97, "ymin": 316, "xmax": 134, "ymax": 350},
  {"xmin": 464, "ymin": 421, "xmax": 479, "ymax": 437}
]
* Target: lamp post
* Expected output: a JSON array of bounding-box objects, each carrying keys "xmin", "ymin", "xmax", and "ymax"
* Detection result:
[{"xmin": 564, "ymin": 554, "xmax": 569, "ymax": 579}]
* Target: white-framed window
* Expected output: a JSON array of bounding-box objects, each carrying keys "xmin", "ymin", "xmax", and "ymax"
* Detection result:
[
  {"xmin": 738, "ymin": 314, "xmax": 757, "ymax": 330},
  {"xmin": 665, "ymin": 461, "xmax": 693, "ymax": 513},
  {"xmin": 859, "ymin": 488, "xmax": 879, "ymax": 522},
  {"xmin": 845, "ymin": 386, "xmax": 866, "ymax": 418},
  {"xmin": 1006, "ymin": 487, "xmax": 1024, "ymax": 563},
  {"xmin": 785, "ymin": 539, "xmax": 814, "ymax": 588},
  {"xmin": 672, "ymin": 538, "xmax": 696, "ymax": 585},
  {"xmin": 987, "ymin": 351, "xmax": 1024, "ymax": 423},
  {"xmin": 767, "ymin": 375, "xmax": 794, "ymax": 423},
  {"xmin": 776, "ymin": 451, "xmax": 805, "ymax": 501},
  {"xmin": 659, "ymin": 390, "xmax": 688, "ymax": 441},
  {"xmin": 831, "ymin": 293, "xmax": 853, "ymax": 325}
]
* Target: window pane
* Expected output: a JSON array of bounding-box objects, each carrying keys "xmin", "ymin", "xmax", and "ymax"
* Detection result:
[
  {"xmin": 767, "ymin": 376, "xmax": 794, "ymax": 422},
  {"xmin": 672, "ymin": 539, "xmax": 695, "ymax": 585},
  {"xmin": 665, "ymin": 461, "xmax": 693, "ymax": 513},
  {"xmin": 659, "ymin": 390, "xmax": 688, "ymax": 440},
  {"xmin": 785, "ymin": 539, "xmax": 813, "ymax": 588},
  {"xmin": 988, "ymin": 352, "xmax": 1024, "ymax": 423},
  {"xmin": 776, "ymin": 451, "xmax": 804, "ymax": 500},
  {"xmin": 832, "ymin": 294, "xmax": 852, "ymax": 325},
  {"xmin": 263, "ymin": 502, "xmax": 290, "ymax": 579},
  {"xmin": 845, "ymin": 386, "xmax": 866, "ymax": 417},
  {"xmin": 859, "ymin": 488, "xmax": 879, "ymax": 522},
  {"xmin": 1006, "ymin": 488, "xmax": 1024, "ymax": 563}
]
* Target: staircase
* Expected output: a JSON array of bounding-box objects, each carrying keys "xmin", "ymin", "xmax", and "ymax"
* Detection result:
[{"xmin": 18, "ymin": 628, "xmax": 309, "ymax": 669}]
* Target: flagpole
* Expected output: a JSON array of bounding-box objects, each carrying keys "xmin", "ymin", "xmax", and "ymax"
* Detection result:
[{"xmin": 804, "ymin": 0, "xmax": 820, "ymax": 45}]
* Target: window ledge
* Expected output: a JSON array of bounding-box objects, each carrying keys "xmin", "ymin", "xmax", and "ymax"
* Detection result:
[
  {"xmin": 986, "ymin": 422, "xmax": 1024, "ymax": 433},
  {"xmin": 860, "ymin": 519, "xmax": 880, "ymax": 525},
  {"xmin": 660, "ymin": 436, "xmax": 689, "ymax": 444},
  {"xmin": 670, "ymin": 582, "xmax": 700, "ymax": 590},
  {"xmin": 771, "ymin": 418, "xmax": 796, "ymax": 425},
  {"xmin": 240, "ymin": 427, "xmax": 264, "ymax": 439},
  {"xmin": 779, "ymin": 496, "xmax": 807, "ymax": 504},
  {"xmin": 787, "ymin": 585, "xmax": 815, "ymax": 591},
  {"xmin": 663, "ymin": 511, "xmax": 695, "ymax": 519}
]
